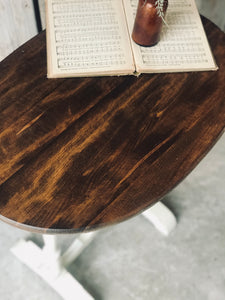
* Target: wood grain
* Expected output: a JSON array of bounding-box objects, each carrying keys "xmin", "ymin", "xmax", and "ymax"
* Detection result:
[{"xmin": 0, "ymin": 18, "xmax": 224, "ymax": 233}]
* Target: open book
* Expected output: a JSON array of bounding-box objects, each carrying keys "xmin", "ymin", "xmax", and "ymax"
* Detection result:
[{"xmin": 46, "ymin": 0, "xmax": 218, "ymax": 78}]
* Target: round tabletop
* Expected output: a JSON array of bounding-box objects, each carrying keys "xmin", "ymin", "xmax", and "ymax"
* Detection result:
[{"xmin": 0, "ymin": 17, "xmax": 224, "ymax": 234}]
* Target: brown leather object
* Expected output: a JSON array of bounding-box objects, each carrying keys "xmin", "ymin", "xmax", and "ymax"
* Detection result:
[{"xmin": 132, "ymin": 0, "xmax": 168, "ymax": 46}]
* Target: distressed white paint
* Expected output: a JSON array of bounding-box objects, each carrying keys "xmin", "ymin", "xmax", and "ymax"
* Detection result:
[
  {"xmin": 10, "ymin": 202, "xmax": 176, "ymax": 299},
  {"xmin": 42, "ymin": 235, "xmax": 62, "ymax": 274},
  {"xmin": 142, "ymin": 202, "xmax": 177, "ymax": 236},
  {"xmin": 0, "ymin": 0, "xmax": 37, "ymax": 61},
  {"xmin": 61, "ymin": 232, "xmax": 97, "ymax": 267},
  {"xmin": 11, "ymin": 235, "xmax": 96, "ymax": 300}
]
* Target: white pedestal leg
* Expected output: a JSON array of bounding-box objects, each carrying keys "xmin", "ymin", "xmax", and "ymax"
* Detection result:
[
  {"xmin": 61, "ymin": 232, "xmax": 97, "ymax": 268},
  {"xmin": 11, "ymin": 233, "xmax": 97, "ymax": 300},
  {"xmin": 42, "ymin": 235, "xmax": 62, "ymax": 275},
  {"xmin": 142, "ymin": 201, "xmax": 177, "ymax": 236},
  {"xmin": 10, "ymin": 202, "xmax": 176, "ymax": 300}
]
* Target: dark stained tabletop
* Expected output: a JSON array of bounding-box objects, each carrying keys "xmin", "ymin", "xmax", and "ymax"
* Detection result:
[{"xmin": 0, "ymin": 17, "xmax": 224, "ymax": 234}]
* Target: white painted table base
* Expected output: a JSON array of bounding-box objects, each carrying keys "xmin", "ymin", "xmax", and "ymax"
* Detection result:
[
  {"xmin": 11, "ymin": 201, "xmax": 176, "ymax": 300},
  {"xmin": 142, "ymin": 201, "xmax": 177, "ymax": 236}
]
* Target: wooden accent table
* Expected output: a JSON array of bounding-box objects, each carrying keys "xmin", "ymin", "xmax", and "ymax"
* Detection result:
[
  {"xmin": 0, "ymin": 17, "xmax": 224, "ymax": 300},
  {"xmin": 0, "ymin": 17, "xmax": 224, "ymax": 234}
]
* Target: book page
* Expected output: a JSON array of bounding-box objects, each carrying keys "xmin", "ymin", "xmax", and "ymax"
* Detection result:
[
  {"xmin": 123, "ymin": 0, "xmax": 218, "ymax": 73},
  {"xmin": 46, "ymin": 0, "xmax": 135, "ymax": 77}
]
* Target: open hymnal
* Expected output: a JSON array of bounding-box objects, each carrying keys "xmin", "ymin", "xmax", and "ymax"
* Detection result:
[{"xmin": 46, "ymin": 0, "xmax": 218, "ymax": 78}]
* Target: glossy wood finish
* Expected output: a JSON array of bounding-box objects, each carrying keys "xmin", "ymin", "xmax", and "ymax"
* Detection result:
[{"xmin": 0, "ymin": 18, "xmax": 224, "ymax": 233}]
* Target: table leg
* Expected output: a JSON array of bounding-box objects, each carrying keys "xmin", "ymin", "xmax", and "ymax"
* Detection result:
[
  {"xmin": 10, "ymin": 202, "xmax": 176, "ymax": 299},
  {"xmin": 142, "ymin": 201, "xmax": 177, "ymax": 236},
  {"xmin": 61, "ymin": 232, "xmax": 97, "ymax": 268},
  {"xmin": 11, "ymin": 233, "xmax": 97, "ymax": 300}
]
